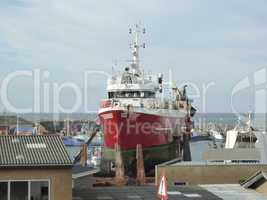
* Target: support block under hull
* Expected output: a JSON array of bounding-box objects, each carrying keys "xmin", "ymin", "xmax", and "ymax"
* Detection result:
[{"xmin": 100, "ymin": 141, "xmax": 181, "ymax": 176}]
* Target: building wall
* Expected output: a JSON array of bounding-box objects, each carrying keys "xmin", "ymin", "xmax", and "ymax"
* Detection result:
[
  {"xmin": 156, "ymin": 164, "xmax": 267, "ymax": 185},
  {"xmin": 0, "ymin": 168, "xmax": 72, "ymax": 200}
]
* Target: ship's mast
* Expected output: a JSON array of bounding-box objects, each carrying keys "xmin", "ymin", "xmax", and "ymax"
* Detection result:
[{"xmin": 129, "ymin": 23, "xmax": 145, "ymax": 75}]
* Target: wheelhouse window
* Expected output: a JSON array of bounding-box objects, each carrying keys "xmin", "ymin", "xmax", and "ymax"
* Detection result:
[
  {"xmin": 108, "ymin": 91, "xmax": 155, "ymax": 99},
  {"xmin": 0, "ymin": 180, "xmax": 49, "ymax": 200}
]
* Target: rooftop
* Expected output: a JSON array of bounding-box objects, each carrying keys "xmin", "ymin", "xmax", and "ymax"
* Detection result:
[
  {"xmin": 72, "ymin": 175, "xmax": 267, "ymax": 200},
  {"xmin": 73, "ymin": 184, "xmax": 267, "ymax": 200},
  {"xmin": 0, "ymin": 135, "xmax": 72, "ymax": 168},
  {"xmin": 73, "ymin": 185, "xmax": 220, "ymax": 200}
]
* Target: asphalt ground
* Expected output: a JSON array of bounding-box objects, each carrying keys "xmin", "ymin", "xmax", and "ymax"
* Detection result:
[{"xmin": 73, "ymin": 185, "xmax": 222, "ymax": 200}]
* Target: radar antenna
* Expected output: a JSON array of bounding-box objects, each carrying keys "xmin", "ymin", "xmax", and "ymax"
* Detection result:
[{"xmin": 129, "ymin": 23, "xmax": 146, "ymax": 74}]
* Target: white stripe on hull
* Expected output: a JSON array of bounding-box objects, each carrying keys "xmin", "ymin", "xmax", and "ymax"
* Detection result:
[{"xmin": 99, "ymin": 106, "xmax": 187, "ymax": 118}]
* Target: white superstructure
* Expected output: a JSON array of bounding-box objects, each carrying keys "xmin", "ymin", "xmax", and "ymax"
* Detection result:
[{"xmin": 99, "ymin": 24, "xmax": 195, "ymax": 118}]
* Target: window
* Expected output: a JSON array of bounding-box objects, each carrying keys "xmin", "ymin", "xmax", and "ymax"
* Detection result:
[
  {"xmin": 10, "ymin": 181, "xmax": 28, "ymax": 200},
  {"xmin": 0, "ymin": 180, "xmax": 50, "ymax": 200},
  {"xmin": 0, "ymin": 182, "xmax": 8, "ymax": 200},
  {"xmin": 30, "ymin": 181, "xmax": 49, "ymax": 200},
  {"xmin": 108, "ymin": 92, "xmax": 114, "ymax": 99},
  {"xmin": 108, "ymin": 91, "xmax": 155, "ymax": 99}
]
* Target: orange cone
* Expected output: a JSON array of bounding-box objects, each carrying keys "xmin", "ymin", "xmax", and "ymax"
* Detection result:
[{"xmin": 157, "ymin": 173, "xmax": 168, "ymax": 200}]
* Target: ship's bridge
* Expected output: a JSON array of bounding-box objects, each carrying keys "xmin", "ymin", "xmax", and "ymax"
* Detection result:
[
  {"xmin": 107, "ymin": 71, "xmax": 159, "ymax": 99},
  {"xmin": 107, "ymin": 83, "xmax": 158, "ymax": 99},
  {"xmin": 107, "ymin": 82, "xmax": 157, "ymax": 91}
]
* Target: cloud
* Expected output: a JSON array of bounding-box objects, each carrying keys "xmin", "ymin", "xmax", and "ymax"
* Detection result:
[
  {"xmin": 0, "ymin": 0, "xmax": 267, "ymax": 112},
  {"xmin": 0, "ymin": 0, "xmax": 191, "ymax": 70}
]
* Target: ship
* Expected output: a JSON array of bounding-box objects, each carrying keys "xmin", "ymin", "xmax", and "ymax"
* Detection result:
[{"xmin": 98, "ymin": 24, "xmax": 196, "ymax": 174}]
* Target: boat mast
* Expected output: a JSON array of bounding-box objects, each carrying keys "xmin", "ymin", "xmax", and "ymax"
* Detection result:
[
  {"xmin": 129, "ymin": 23, "xmax": 145, "ymax": 75},
  {"xmin": 16, "ymin": 114, "xmax": 19, "ymax": 135},
  {"xmin": 248, "ymin": 111, "xmax": 252, "ymax": 148}
]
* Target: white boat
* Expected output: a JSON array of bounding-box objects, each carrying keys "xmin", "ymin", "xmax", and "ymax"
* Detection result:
[
  {"xmin": 209, "ymin": 129, "xmax": 224, "ymax": 141},
  {"xmin": 225, "ymin": 112, "xmax": 256, "ymax": 149},
  {"xmin": 73, "ymin": 134, "xmax": 89, "ymax": 142}
]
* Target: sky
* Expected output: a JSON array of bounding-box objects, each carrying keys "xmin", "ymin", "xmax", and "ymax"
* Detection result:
[{"xmin": 0, "ymin": 0, "xmax": 267, "ymax": 113}]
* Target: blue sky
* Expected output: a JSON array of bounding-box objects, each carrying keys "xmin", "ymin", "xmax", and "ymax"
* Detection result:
[{"xmin": 0, "ymin": 0, "xmax": 267, "ymax": 113}]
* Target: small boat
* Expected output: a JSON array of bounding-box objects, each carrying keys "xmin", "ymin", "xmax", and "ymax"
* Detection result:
[
  {"xmin": 63, "ymin": 137, "xmax": 85, "ymax": 146},
  {"xmin": 209, "ymin": 129, "xmax": 224, "ymax": 141},
  {"xmin": 73, "ymin": 133, "xmax": 103, "ymax": 146},
  {"xmin": 190, "ymin": 130, "xmax": 212, "ymax": 142},
  {"xmin": 73, "ymin": 134, "xmax": 89, "ymax": 142},
  {"xmin": 225, "ymin": 112, "xmax": 257, "ymax": 149}
]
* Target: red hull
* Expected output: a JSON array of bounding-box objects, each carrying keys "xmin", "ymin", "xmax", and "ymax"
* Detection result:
[{"xmin": 99, "ymin": 110, "xmax": 184, "ymax": 150}]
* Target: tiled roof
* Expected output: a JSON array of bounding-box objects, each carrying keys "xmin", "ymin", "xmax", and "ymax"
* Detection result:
[{"xmin": 0, "ymin": 135, "xmax": 72, "ymax": 168}]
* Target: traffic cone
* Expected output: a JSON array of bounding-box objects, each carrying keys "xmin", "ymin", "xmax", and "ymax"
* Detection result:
[{"xmin": 157, "ymin": 172, "xmax": 168, "ymax": 200}]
